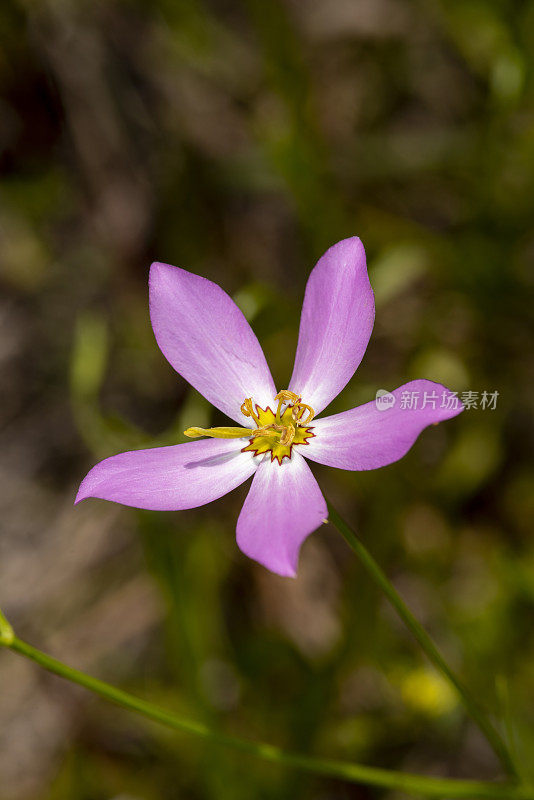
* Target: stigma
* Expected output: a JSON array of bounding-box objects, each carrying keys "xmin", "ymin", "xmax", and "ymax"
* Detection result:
[{"xmin": 184, "ymin": 390, "xmax": 316, "ymax": 465}]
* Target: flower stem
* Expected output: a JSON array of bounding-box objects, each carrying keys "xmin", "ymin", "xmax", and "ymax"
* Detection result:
[
  {"xmin": 0, "ymin": 630, "xmax": 530, "ymax": 799},
  {"xmin": 326, "ymin": 500, "xmax": 518, "ymax": 779},
  {"xmin": 0, "ymin": 606, "xmax": 14, "ymax": 645}
]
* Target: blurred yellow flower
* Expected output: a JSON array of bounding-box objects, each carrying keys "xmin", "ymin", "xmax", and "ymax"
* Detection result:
[{"xmin": 401, "ymin": 667, "xmax": 457, "ymax": 716}]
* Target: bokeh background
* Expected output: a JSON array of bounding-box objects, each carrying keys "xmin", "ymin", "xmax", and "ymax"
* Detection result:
[{"xmin": 1, "ymin": 0, "xmax": 534, "ymax": 798}]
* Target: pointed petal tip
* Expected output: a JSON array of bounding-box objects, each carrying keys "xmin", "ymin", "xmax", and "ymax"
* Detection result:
[
  {"xmin": 148, "ymin": 260, "xmax": 176, "ymax": 290},
  {"xmin": 74, "ymin": 482, "xmax": 93, "ymax": 505},
  {"xmin": 279, "ymin": 565, "xmax": 298, "ymax": 579},
  {"xmin": 240, "ymin": 547, "xmax": 298, "ymax": 578},
  {"xmin": 74, "ymin": 469, "xmax": 98, "ymax": 505},
  {"xmin": 264, "ymin": 552, "xmax": 299, "ymax": 579},
  {"xmin": 425, "ymin": 380, "xmax": 465, "ymax": 419},
  {"xmin": 325, "ymin": 235, "xmax": 365, "ymax": 256},
  {"xmin": 149, "ymin": 259, "xmax": 172, "ymax": 272},
  {"xmin": 319, "ymin": 237, "xmax": 369, "ymax": 280},
  {"xmin": 148, "ymin": 260, "xmax": 162, "ymax": 277}
]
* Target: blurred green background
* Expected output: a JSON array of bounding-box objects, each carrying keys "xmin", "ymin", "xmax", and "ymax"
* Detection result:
[{"xmin": 1, "ymin": 0, "xmax": 533, "ymax": 798}]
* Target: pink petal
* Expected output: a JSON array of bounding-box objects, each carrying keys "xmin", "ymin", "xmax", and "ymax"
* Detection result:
[
  {"xmin": 304, "ymin": 380, "xmax": 463, "ymax": 471},
  {"xmin": 76, "ymin": 438, "xmax": 259, "ymax": 511},
  {"xmin": 149, "ymin": 262, "xmax": 277, "ymax": 424},
  {"xmin": 289, "ymin": 238, "xmax": 375, "ymax": 415},
  {"xmin": 236, "ymin": 451, "xmax": 327, "ymax": 577}
]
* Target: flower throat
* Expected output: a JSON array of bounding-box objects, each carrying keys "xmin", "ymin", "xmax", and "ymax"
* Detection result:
[{"xmin": 184, "ymin": 390, "xmax": 315, "ymax": 465}]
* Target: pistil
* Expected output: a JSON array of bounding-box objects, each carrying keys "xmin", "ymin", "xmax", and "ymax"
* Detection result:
[{"xmin": 184, "ymin": 426, "xmax": 255, "ymax": 439}]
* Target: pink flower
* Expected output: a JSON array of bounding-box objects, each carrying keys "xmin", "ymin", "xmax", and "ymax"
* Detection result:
[{"xmin": 76, "ymin": 238, "xmax": 462, "ymax": 576}]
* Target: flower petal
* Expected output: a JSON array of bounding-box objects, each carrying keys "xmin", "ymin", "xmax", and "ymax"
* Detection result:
[
  {"xmin": 304, "ymin": 380, "xmax": 463, "ymax": 471},
  {"xmin": 236, "ymin": 451, "xmax": 327, "ymax": 577},
  {"xmin": 76, "ymin": 438, "xmax": 259, "ymax": 511},
  {"xmin": 149, "ymin": 262, "xmax": 276, "ymax": 424},
  {"xmin": 289, "ymin": 237, "xmax": 375, "ymax": 415}
]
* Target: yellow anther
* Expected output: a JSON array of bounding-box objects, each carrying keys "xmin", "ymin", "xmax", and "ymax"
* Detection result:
[
  {"xmin": 240, "ymin": 397, "xmax": 261, "ymax": 426},
  {"xmin": 275, "ymin": 390, "xmax": 301, "ymax": 403},
  {"xmin": 279, "ymin": 425, "xmax": 296, "ymax": 446},
  {"xmin": 295, "ymin": 403, "xmax": 315, "ymax": 424}
]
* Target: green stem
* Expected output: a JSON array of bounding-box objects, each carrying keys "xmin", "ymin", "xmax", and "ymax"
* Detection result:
[
  {"xmin": 327, "ymin": 500, "xmax": 518, "ymax": 779},
  {"xmin": 0, "ymin": 633, "xmax": 530, "ymax": 799},
  {"xmin": 0, "ymin": 607, "xmax": 14, "ymax": 645}
]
